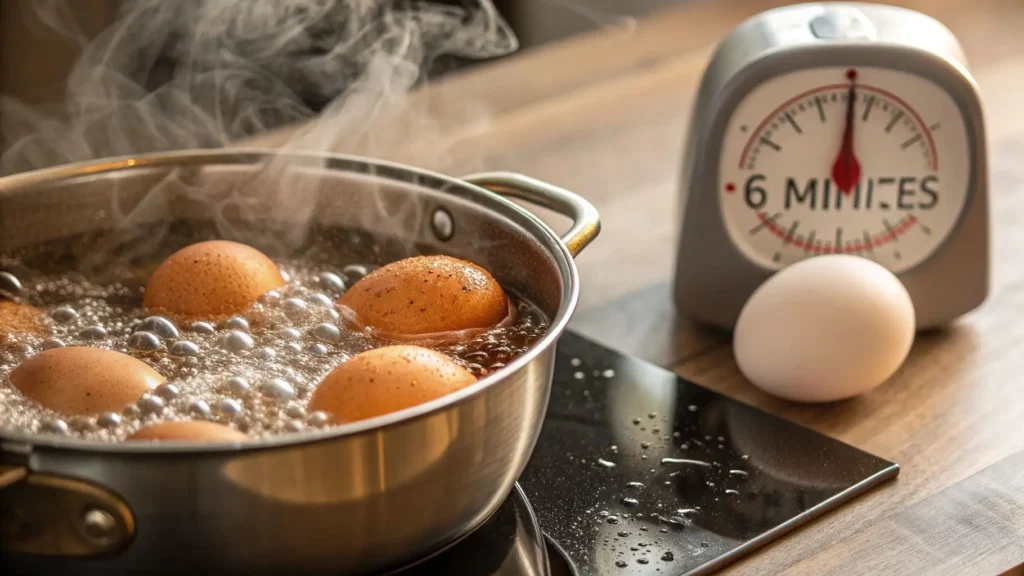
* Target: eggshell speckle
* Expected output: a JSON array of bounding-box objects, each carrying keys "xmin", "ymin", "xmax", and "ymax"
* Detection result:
[
  {"xmin": 339, "ymin": 255, "xmax": 508, "ymax": 336},
  {"xmin": 308, "ymin": 345, "xmax": 477, "ymax": 423},
  {"xmin": 0, "ymin": 300, "xmax": 46, "ymax": 344},
  {"xmin": 733, "ymin": 255, "xmax": 915, "ymax": 403},
  {"xmin": 128, "ymin": 421, "xmax": 247, "ymax": 442},
  {"xmin": 10, "ymin": 347, "xmax": 164, "ymax": 415},
  {"xmin": 143, "ymin": 240, "xmax": 285, "ymax": 320}
]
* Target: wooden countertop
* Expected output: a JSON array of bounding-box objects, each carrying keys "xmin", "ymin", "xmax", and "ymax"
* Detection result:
[{"xmin": 258, "ymin": 0, "xmax": 1024, "ymax": 573}]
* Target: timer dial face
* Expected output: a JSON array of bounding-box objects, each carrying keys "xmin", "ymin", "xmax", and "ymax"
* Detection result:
[{"xmin": 719, "ymin": 66, "xmax": 971, "ymax": 274}]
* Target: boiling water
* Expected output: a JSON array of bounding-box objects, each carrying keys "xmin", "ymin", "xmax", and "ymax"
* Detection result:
[{"xmin": 0, "ymin": 223, "xmax": 549, "ymax": 442}]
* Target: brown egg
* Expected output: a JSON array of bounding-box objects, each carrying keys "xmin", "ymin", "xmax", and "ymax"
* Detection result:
[
  {"xmin": 128, "ymin": 421, "xmax": 247, "ymax": 442},
  {"xmin": 143, "ymin": 240, "xmax": 285, "ymax": 320},
  {"xmin": 338, "ymin": 255, "xmax": 509, "ymax": 337},
  {"xmin": 0, "ymin": 300, "xmax": 46, "ymax": 344},
  {"xmin": 10, "ymin": 347, "xmax": 163, "ymax": 416},
  {"xmin": 309, "ymin": 345, "xmax": 477, "ymax": 423}
]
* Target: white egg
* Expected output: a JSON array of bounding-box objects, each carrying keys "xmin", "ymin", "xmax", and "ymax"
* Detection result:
[{"xmin": 733, "ymin": 255, "xmax": 915, "ymax": 403}]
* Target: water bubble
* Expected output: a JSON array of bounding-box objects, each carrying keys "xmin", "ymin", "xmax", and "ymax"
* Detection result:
[
  {"xmin": 219, "ymin": 330, "xmax": 254, "ymax": 352},
  {"xmin": 137, "ymin": 316, "xmax": 179, "ymax": 339},
  {"xmin": 168, "ymin": 341, "xmax": 199, "ymax": 357},
  {"xmin": 222, "ymin": 377, "xmax": 251, "ymax": 397},
  {"xmin": 277, "ymin": 327, "xmax": 302, "ymax": 340},
  {"xmin": 138, "ymin": 393, "xmax": 165, "ymax": 415},
  {"xmin": 123, "ymin": 404, "xmax": 141, "ymax": 419},
  {"xmin": 223, "ymin": 316, "xmax": 250, "ymax": 332},
  {"xmin": 283, "ymin": 298, "xmax": 309, "ymax": 318},
  {"xmin": 214, "ymin": 398, "xmax": 243, "ymax": 418},
  {"xmin": 68, "ymin": 416, "xmax": 96, "ymax": 432},
  {"xmin": 573, "ymin": 371, "xmax": 585, "ymax": 380},
  {"xmin": 285, "ymin": 404, "xmax": 307, "ymax": 420},
  {"xmin": 40, "ymin": 338, "xmax": 65, "ymax": 350},
  {"xmin": 128, "ymin": 331, "xmax": 162, "ymax": 351},
  {"xmin": 154, "ymin": 383, "xmax": 180, "ymax": 400},
  {"xmin": 188, "ymin": 321, "xmax": 216, "ymax": 335},
  {"xmin": 597, "ymin": 458, "xmax": 616, "ymax": 469},
  {"xmin": 256, "ymin": 347, "xmax": 277, "ymax": 361},
  {"xmin": 570, "ymin": 358, "xmax": 582, "ymax": 367},
  {"xmin": 308, "ymin": 343, "xmax": 329, "ymax": 356},
  {"xmin": 187, "ymin": 399, "xmax": 212, "ymax": 419},
  {"xmin": 283, "ymin": 419, "xmax": 305, "ymax": 433},
  {"xmin": 313, "ymin": 323, "xmax": 341, "ymax": 343},
  {"xmin": 606, "ymin": 516, "xmax": 619, "ymax": 524},
  {"xmin": 308, "ymin": 293, "xmax": 334, "ymax": 309},
  {"xmin": 342, "ymin": 264, "xmax": 369, "ymax": 283},
  {"xmin": 0, "ymin": 271, "xmax": 23, "ymax": 293},
  {"xmin": 317, "ymin": 272, "xmax": 346, "ymax": 293},
  {"xmin": 602, "ymin": 369, "xmax": 615, "ymax": 378},
  {"xmin": 307, "ymin": 411, "xmax": 331, "ymax": 427},
  {"xmin": 260, "ymin": 379, "xmax": 295, "ymax": 401},
  {"xmin": 97, "ymin": 412, "xmax": 122, "ymax": 428},
  {"xmin": 621, "ymin": 497, "xmax": 639, "ymax": 507},
  {"xmin": 259, "ymin": 290, "xmax": 282, "ymax": 305},
  {"xmin": 40, "ymin": 418, "xmax": 69, "ymax": 435},
  {"xmin": 78, "ymin": 325, "xmax": 109, "ymax": 340},
  {"xmin": 283, "ymin": 342, "xmax": 303, "ymax": 355},
  {"xmin": 51, "ymin": 306, "xmax": 78, "ymax": 323}
]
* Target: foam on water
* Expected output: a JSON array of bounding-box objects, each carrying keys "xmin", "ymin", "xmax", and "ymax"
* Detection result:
[{"xmin": 0, "ymin": 226, "xmax": 548, "ymax": 442}]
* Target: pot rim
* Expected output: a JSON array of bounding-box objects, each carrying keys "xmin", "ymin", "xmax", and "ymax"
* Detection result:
[{"xmin": 0, "ymin": 148, "xmax": 582, "ymax": 455}]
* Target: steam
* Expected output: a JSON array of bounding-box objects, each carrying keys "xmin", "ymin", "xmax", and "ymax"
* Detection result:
[{"xmin": 1, "ymin": 0, "xmax": 517, "ymax": 174}]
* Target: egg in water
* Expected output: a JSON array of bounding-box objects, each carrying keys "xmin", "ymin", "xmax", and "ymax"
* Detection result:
[
  {"xmin": 733, "ymin": 255, "xmax": 915, "ymax": 403},
  {"xmin": 128, "ymin": 420, "xmax": 247, "ymax": 442},
  {"xmin": 10, "ymin": 347, "xmax": 164, "ymax": 415},
  {"xmin": 143, "ymin": 240, "xmax": 285, "ymax": 320},
  {"xmin": 338, "ymin": 255, "xmax": 510, "ymax": 341},
  {"xmin": 309, "ymin": 345, "xmax": 478, "ymax": 423},
  {"xmin": 0, "ymin": 300, "xmax": 46, "ymax": 345}
]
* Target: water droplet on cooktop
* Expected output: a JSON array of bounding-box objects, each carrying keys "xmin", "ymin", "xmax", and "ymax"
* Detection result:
[
  {"xmin": 626, "ymin": 481, "xmax": 644, "ymax": 489},
  {"xmin": 606, "ymin": 516, "xmax": 619, "ymax": 524},
  {"xmin": 676, "ymin": 508, "xmax": 697, "ymax": 517},
  {"xmin": 729, "ymin": 469, "xmax": 749, "ymax": 478},
  {"xmin": 660, "ymin": 458, "xmax": 710, "ymax": 468},
  {"xmin": 615, "ymin": 561, "xmax": 627, "ymax": 568},
  {"xmin": 617, "ymin": 531, "xmax": 630, "ymax": 537},
  {"xmin": 725, "ymin": 489, "xmax": 739, "ymax": 495},
  {"xmin": 573, "ymin": 371, "xmax": 584, "ymax": 380},
  {"xmin": 641, "ymin": 442, "xmax": 650, "ymax": 449},
  {"xmin": 621, "ymin": 497, "xmax": 639, "ymax": 507},
  {"xmin": 632, "ymin": 418, "xmax": 641, "ymax": 425},
  {"xmin": 648, "ymin": 412, "xmax": 657, "ymax": 419},
  {"xmin": 701, "ymin": 542, "xmax": 710, "ymax": 548},
  {"xmin": 603, "ymin": 369, "xmax": 615, "ymax": 378},
  {"xmin": 637, "ymin": 558, "xmax": 649, "ymax": 565},
  {"xmin": 598, "ymin": 510, "xmax": 610, "ymax": 517},
  {"xmin": 570, "ymin": 358, "xmax": 582, "ymax": 367},
  {"xmin": 661, "ymin": 551, "xmax": 675, "ymax": 561},
  {"xmin": 597, "ymin": 458, "xmax": 616, "ymax": 469},
  {"xmin": 687, "ymin": 405, "xmax": 698, "ymax": 412}
]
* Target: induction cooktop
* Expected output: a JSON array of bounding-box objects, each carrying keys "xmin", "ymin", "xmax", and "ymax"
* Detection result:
[{"xmin": 396, "ymin": 330, "xmax": 899, "ymax": 575}]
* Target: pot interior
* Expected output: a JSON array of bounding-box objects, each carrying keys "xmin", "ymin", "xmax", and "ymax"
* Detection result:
[{"xmin": 0, "ymin": 151, "xmax": 572, "ymax": 447}]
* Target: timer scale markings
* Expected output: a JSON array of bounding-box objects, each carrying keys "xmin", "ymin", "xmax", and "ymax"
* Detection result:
[
  {"xmin": 737, "ymin": 83, "xmax": 939, "ymax": 171},
  {"xmin": 753, "ymin": 212, "xmax": 919, "ymax": 254}
]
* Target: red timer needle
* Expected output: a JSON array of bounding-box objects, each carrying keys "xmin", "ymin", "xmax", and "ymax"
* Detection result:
[{"xmin": 830, "ymin": 81, "xmax": 861, "ymax": 196}]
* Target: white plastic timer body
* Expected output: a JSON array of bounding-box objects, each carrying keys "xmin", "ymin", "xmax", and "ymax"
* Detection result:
[{"xmin": 673, "ymin": 2, "xmax": 989, "ymax": 330}]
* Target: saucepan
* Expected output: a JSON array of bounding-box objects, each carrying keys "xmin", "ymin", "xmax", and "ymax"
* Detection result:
[{"xmin": 0, "ymin": 149, "xmax": 600, "ymax": 575}]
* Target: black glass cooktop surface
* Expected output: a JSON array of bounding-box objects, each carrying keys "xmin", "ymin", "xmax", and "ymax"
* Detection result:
[{"xmin": 517, "ymin": 331, "xmax": 899, "ymax": 575}]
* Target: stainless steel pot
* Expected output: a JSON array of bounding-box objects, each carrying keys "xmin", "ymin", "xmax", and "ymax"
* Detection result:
[{"xmin": 0, "ymin": 150, "xmax": 600, "ymax": 575}]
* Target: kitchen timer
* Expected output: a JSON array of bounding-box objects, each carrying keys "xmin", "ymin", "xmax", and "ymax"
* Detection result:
[{"xmin": 673, "ymin": 2, "xmax": 989, "ymax": 329}]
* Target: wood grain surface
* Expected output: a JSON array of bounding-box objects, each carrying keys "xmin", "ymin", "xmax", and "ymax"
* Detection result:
[{"xmin": 262, "ymin": 0, "xmax": 1024, "ymax": 573}]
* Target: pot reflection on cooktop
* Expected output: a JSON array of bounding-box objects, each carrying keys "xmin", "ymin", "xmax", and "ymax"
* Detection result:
[{"xmin": 520, "ymin": 331, "xmax": 899, "ymax": 575}]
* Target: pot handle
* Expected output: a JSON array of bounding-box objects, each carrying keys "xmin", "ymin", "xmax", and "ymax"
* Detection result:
[{"xmin": 460, "ymin": 172, "xmax": 600, "ymax": 258}]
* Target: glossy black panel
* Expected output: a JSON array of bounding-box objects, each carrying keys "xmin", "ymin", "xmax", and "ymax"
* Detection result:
[{"xmin": 519, "ymin": 331, "xmax": 898, "ymax": 575}]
